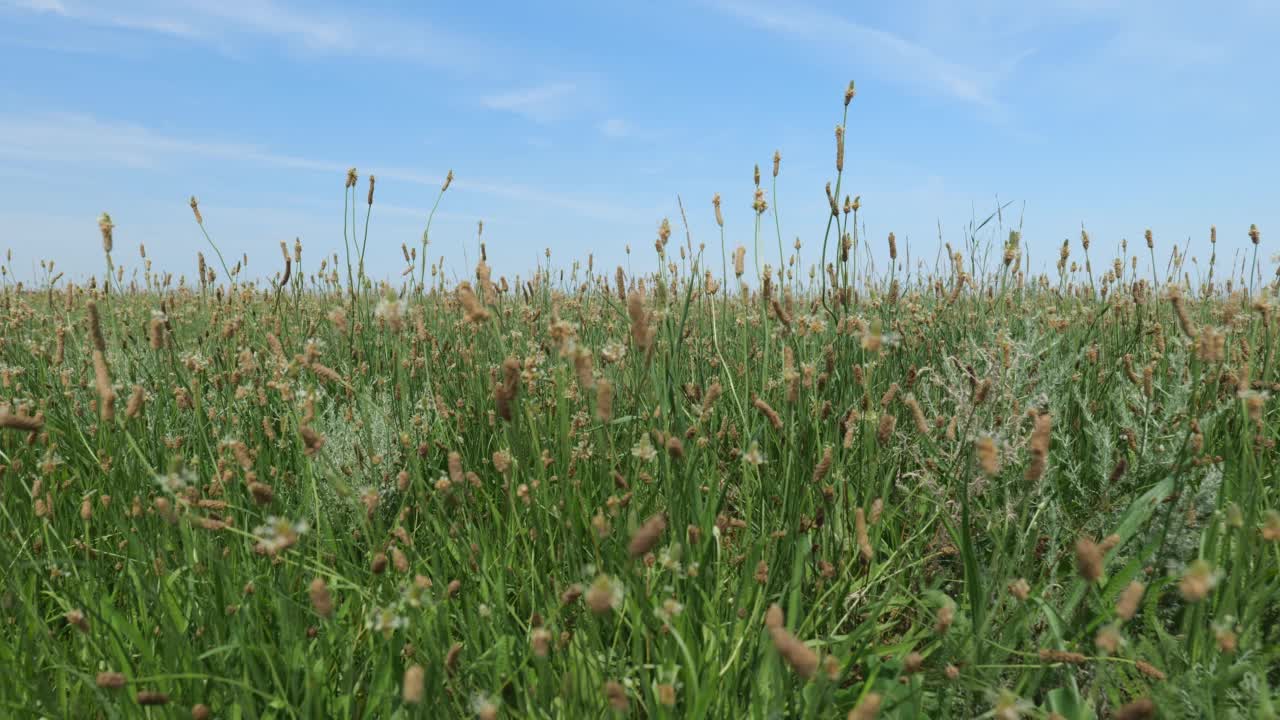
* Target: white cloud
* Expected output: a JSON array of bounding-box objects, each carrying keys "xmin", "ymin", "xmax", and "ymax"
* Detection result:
[
  {"xmin": 599, "ymin": 118, "xmax": 632, "ymax": 139},
  {"xmin": 481, "ymin": 82, "xmax": 580, "ymax": 122},
  {"xmin": 5, "ymin": 0, "xmax": 202, "ymax": 38},
  {"xmin": 707, "ymin": 0, "xmax": 1003, "ymax": 111},
  {"xmin": 0, "ymin": 112, "xmax": 336, "ymax": 171},
  {"xmin": 13, "ymin": 0, "xmax": 67, "ymax": 14},
  {"xmin": 0, "ymin": 111, "xmax": 643, "ymax": 222},
  {"xmin": 5, "ymin": 0, "xmax": 500, "ymax": 71},
  {"xmin": 8, "ymin": 1, "xmax": 614, "ymax": 124},
  {"xmin": 177, "ymin": 0, "xmax": 351, "ymax": 51}
]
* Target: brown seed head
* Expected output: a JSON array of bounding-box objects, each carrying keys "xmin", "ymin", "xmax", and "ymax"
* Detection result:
[
  {"xmin": 805, "ymin": 442, "xmax": 832, "ymax": 484},
  {"xmin": 1116, "ymin": 581, "xmax": 1144, "ymax": 621},
  {"xmin": 1008, "ymin": 578, "xmax": 1031, "ymax": 601},
  {"xmin": 457, "ymin": 281, "xmax": 490, "ymax": 323},
  {"xmin": 299, "ymin": 426, "xmax": 325, "ymax": 456},
  {"xmin": 1038, "ymin": 648, "xmax": 1087, "ymax": 665},
  {"xmin": 627, "ymin": 290, "xmax": 653, "ymax": 353},
  {"xmin": 595, "ymin": 379, "xmax": 614, "ymax": 422},
  {"xmin": 96, "ymin": 671, "xmax": 126, "ymax": 689},
  {"xmin": 0, "ymin": 409, "xmax": 44, "ymax": 433},
  {"xmin": 835, "ymin": 125, "xmax": 845, "ymax": 172},
  {"xmin": 855, "ymin": 507, "xmax": 873, "ymax": 563},
  {"xmin": 136, "ymin": 691, "xmax": 170, "ymax": 706},
  {"xmin": 585, "ymin": 575, "xmax": 618, "ymax": 614},
  {"xmin": 628, "ymin": 513, "xmax": 666, "ymax": 557},
  {"xmin": 1178, "ymin": 560, "xmax": 1216, "ymax": 601},
  {"xmin": 98, "ymin": 212, "xmax": 114, "ymax": 254},
  {"xmin": 309, "ymin": 577, "xmax": 334, "ymax": 618},
  {"xmin": 764, "ymin": 604, "xmax": 784, "ymax": 629},
  {"xmin": 753, "ymin": 396, "xmax": 783, "ymax": 431},
  {"xmin": 531, "ymin": 628, "xmax": 551, "ymax": 657},
  {"xmin": 769, "ymin": 623, "xmax": 819, "ymax": 679},
  {"xmin": 848, "ymin": 692, "xmax": 881, "ymax": 720},
  {"xmin": 1025, "ymin": 412, "xmax": 1052, "ymax": 482},
  {"xmin": 604, "ymin": 680, "xmax": 629, "ymax": 712},
  {"xmin": 1075, "ymin": 536, "xmax": 1104, "ymax": 583},
  {"xmin": 1134, "ymin": 660, "xmax": 1165, "ymax": 681},
  {"xmin": 444, "ymin": 641, "xmax": 462, "ymax": 673},
  {"xmin": 66, "ymin": 608, "xmax": 89, "ymax": 633},
  {"xmin": 1115, "ymin": 698, "xmax": 1156, "ymax": 720},
  {"xmin": 876, "ymin": 413, "xmax": 896, "ymax": 445},
  {"xmin": 976, "ymin": 435, "xmax": 1000, "ymax": 477},
  {"xmin": 402, "ymin": 664, "xmax": 425, "ymax": 704}
]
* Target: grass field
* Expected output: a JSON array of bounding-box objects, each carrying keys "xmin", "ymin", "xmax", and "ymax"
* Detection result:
[{"xmin": 1, "ymin": 90, "xmax": 1278, "ymax": 719}]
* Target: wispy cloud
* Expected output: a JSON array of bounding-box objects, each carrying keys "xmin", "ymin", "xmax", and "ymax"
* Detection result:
[
  {"xmin": 0, "ymin": 112, "xmax": 336, "ymax": 171},
  {"xmin": 598, "ymin": 118, "xmax": 633, "ymax": 139},
  {"xmin": 481, "ymin": 82, "xmax": 581, "ymax": 122},
  {"xmin": 5, "ymin": 0, "xmax": 203, "ymax": 38},
  {"xmin": 0, "ymin": 112, "xmax": 643, "ymax": 222},
  {"xmin": 6, "ymin": 0, "xmax": 611, "ymax": 123},
  {"xmin": 13, "ymin": 0, "xmax": 67, "ymax": 13},
  {"xmin": 3, "ymin": 0, "xmax": 500, "ymax": 71},
  {"xmin": 707, "ymin": 0, "xmax": 1002, "ymax": 111}
]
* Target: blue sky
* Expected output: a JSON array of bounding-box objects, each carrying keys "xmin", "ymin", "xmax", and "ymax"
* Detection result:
[{"xmin": 1, "ymin": 0, "xmax": 1276, "ymax": 285}]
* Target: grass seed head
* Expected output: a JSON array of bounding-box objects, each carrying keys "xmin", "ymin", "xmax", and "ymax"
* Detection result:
[
  {"xmin": 1178, "ymin": 560, "xmax": 1217, "ymax": 601},
  {"xmin": 96, "ymin": 672, "xmax": 126, "ymax": 689},
  {"xmin": 309, "ymin": 578, "xmax": 334, "ymax": 618},
  {"xmin": 1134, "ymin": 660, "xmax": 1165, "ymax": 681},
  {"xmin": 1115, "ymin": 698, "xmax": 1156, "ymax": 720},
  {"xmin": 98, "ymin": 212, "xmax": 114, "ymax": 254},
  {"xmin": 603, "ymin": 680, "xmax": 628, "ymax": 712},
  {"xmin": 1075, "ymin": 536, "xmax": 1104, "ymax": 583},
  {"xmin": 401, "ymin": 664, "xmax": 424, "ymax": 704},
  {"xmin": 1116, "ymin": 581, "xmax": 1144, "ymax": 621},
  {"xmin": 457, "ymin": 281, "xmax": 490, "ymax": 323},
  {"xmin": 876, "ymin": 413, "xmax": 896, "ymax": 446},
  {"xmin": 0, "ymin": 408, "xmax": 44, "ymax": 433},
  {"xmin": 1025, "ymin": 412, "xmax": 1051, "ymax": 482},
  {"xmin": 848, "ymin": 692, "xmax": 881, "ymax": 720},
  {"xmin": 136, "ymin": 690, "xmax": 170, "ymax": 706},
  {"xmin": 856, "ymin": 508, "xmax": 873, "ymax": 563},
  {"xmin": 629, "ymin": 513, "xmax": 666, "ymax": 557},
  {"xmin": 762, "ymin": 617, "xmax": 814, "ymax": 676}
]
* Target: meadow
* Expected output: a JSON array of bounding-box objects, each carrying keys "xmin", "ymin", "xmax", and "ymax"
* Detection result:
[{"xmin": 1, "ymin": 86, "xmax": 1278, "ymax": 719}]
